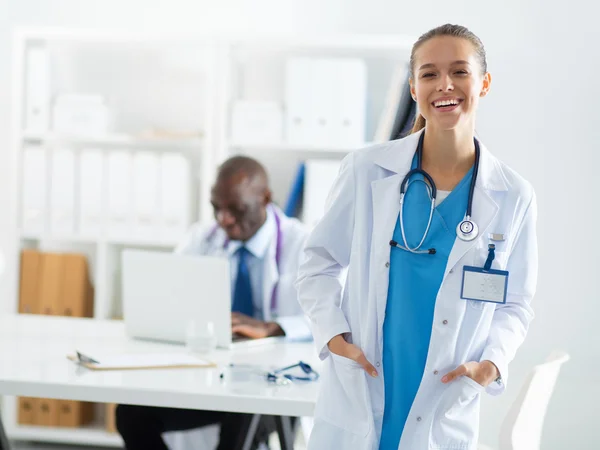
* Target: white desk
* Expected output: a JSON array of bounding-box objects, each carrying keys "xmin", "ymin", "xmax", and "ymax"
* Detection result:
[{"xmin": 0, "ymin": 314, "xmax": 319, "ymax": 448}]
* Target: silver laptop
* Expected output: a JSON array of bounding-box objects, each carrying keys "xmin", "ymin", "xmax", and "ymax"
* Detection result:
[{"xmin": 121, "ymin": 249, "xmax": 282, "ymax": 349}]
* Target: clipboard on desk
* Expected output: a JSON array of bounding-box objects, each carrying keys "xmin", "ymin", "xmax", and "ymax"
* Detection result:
[{"xmin": 67, "ymin": 351, "xmax": 216, "ymax": 371}]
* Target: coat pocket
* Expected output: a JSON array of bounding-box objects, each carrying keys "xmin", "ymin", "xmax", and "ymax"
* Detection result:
[
  {"xmin": 431, "ymin": 376, "xmax": 484, "ymax": 449},
  {"xmin": 312, "ymin": 353, "xmax": 371, "ymax": 437},
  {"xmin": 308, "ymin": 418, "xmax": 372, "ymax": 450}
]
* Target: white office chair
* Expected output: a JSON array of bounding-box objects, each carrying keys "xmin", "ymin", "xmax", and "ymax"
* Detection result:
[{"xmin": 478, "ymin": 350, "xmax": 570, "ymax": 450}]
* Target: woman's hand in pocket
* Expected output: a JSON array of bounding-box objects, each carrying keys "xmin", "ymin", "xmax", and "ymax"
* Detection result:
[
  {"xmin": 327, "ymin": 334, "xmax": 378, "ymax": 378},
  {"xmin": 441, "ymin": 360, "xmax": 499, "ymax": 387}
]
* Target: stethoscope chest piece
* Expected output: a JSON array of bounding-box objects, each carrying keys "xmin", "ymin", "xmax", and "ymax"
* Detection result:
[
  {"xmin": 394, "ymin": 132, "xmax": 482, "ymax": 252},
  {"xmin": 457, "ymin": 218, "xmax": 478, "ymax": 242}
]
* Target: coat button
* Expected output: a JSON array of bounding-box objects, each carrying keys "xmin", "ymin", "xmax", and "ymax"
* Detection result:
[
  {"xmin": 433, "ymin": 370, "xmax": 439, "ymax": 375},
  {"xmin": 385, "ymin": 262, "xmax": 390, "ymax": 268},
  {"xmin": 442, "ymin": 320, "xmax": 448, "ymax": 325},
  {"xmin": 416, "ymin": 416, "xmax": 422, "ymax": 422},
  {"xmin": 449, "ymin": 268, "xmax": 454, "ymax": 274},
  {"xmin": 376, "ymin": 362, "xmax": 381, "ymax": 367}
]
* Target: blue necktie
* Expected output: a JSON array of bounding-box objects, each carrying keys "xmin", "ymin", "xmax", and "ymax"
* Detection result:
[{"xmin": 232, "ymin": 247, "xmax": 254, "ymax": 316}]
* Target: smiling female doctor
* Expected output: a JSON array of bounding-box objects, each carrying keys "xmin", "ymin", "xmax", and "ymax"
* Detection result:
[{"xmin": 296, "ymin": 24, "xmax": 538, "ymax": 450}]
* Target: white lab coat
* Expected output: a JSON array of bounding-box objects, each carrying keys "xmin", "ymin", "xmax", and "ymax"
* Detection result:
[
  {"xmin": 176, "ymin": 204, "xmax": 311, "ymax": 341},
  {"xmin": 296, "ymin": 130, "xmax": 538, "ymax": 450}
]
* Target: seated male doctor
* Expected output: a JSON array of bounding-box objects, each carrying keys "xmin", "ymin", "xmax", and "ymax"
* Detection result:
[{"xmin": 116, "ymin": 155, "xmax": 311, "ymax": 450}]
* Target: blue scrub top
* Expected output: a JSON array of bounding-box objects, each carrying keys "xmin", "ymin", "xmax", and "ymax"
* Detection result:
[{"xmin": 379, "ymin": 155, "xmax": 474, "ymax": 449}]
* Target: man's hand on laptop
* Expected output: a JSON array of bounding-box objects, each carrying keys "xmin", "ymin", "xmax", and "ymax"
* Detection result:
[{"xmin": 231, "ymin": 312, "xmax": 285, "ymax": 339}]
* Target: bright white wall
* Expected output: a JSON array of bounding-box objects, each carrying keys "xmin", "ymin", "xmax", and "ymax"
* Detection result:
[
  {"xmin": 0, "ymin": 0, "xmax": 10, "ymax": 304},
  {"xmin": 1, "ymin": 1, "xmax": 598, "ymax": 448}
]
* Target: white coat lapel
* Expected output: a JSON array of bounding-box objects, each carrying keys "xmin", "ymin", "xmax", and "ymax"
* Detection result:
[
  {"xmin": 262, "ymin": 237, "xmax": 279, "ymax": 320},
  {"xmin": 445, "ymin": 144, "xmax": 508, "ymax": 274},
  {"xmin": 371, "ymin": 131, "xmax": 422, "ymax": 327},
  {"xmin": 371, "ymin": 174, "xmax": 403, "ymax": 328}
]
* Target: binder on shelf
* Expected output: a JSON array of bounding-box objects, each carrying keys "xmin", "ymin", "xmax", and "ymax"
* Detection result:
[
  {"xmin": 38, "ymin": 252, "xmax": 64, "ymax": 316},
  {"xmin": 37, "ymin": 398, "xmax": 59, "ymax": 427},
  {"xmin": 333, "ymin": 58, "xmax": 367, "ymax": 146},
  {"xmin": 24, "ymin": 46, "xmax": 50, "ymax": 134},
  {"xmin": 132, "ymin": 152, "xmax": 160, "ymax": 239},
  {"xmin": 61, "ymin": 253, "xmax": 94, "ymax": 318},
  {"xmin": 18, "ymin": 249, "xmax": 43, "ymax": 314},
  {"xmin": 160, "ymin": 153, "xmax": 191, "ymax": 241},
  {"xmin": 78, "ymin": 149, "xmax": 105, "ymax": 237},
  {"xmin": 310, "ymin": 58, "xmax": 338, "ymax": 146},
  {"xmin": 23, "ymin": 251, "xmax": 93, "ymax": 317},
  {"xmin": 107, "ymin": 151, "xmax": 133, "ymax": 237},
  {"xmin": 57, "ymin": 400, "xmax": 94, "ymax": 428},
  {"xmin": 50, "ymin": 148, "xmax": 76, "ymax": 235},
  {"xmin": 21, "ymin": 146, "xmax": 47, "ymax": 234},
  {"xmin": 17, "ymin": 397, "xmax": 37, "ymax": 425},
  {"xmin": 284, "ymin": 162, "xmax": 305, "ymax": 218},
  {"xmin": 285, "ymin": 57, "xmax": 314, "ymax": 146}
]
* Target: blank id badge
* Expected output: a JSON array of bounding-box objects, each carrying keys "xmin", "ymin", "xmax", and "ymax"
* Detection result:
[{"xmin": 461, "ymin": 266, "xmax": 509, "ymax": 304}]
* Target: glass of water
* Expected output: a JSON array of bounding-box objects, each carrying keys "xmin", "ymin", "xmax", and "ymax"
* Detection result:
[{"xmin": 186, "ymin": 320, "xmax": 217, "ymax": 354}]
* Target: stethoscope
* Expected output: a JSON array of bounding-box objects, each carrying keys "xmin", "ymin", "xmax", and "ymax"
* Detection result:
[
  {"xmin": 219, "ymin": 360, "xmax": 319, "ymax": 385},
  {"xmin": 206, "ymin": 205, "xmax": 283, "ymax": 309},
  {"xmin": 266, "ymin": 361, "xmax": 320, "ymax": 383},
  {"xmin": 390, "ymin": 132, "xmax": 480, "ymax": 255}
]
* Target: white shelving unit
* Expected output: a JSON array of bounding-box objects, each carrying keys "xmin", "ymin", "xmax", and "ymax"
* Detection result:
[
  {"xmin": 4, "ymin": 416, "xmax": 123, "ymax": 447},
  {"xmin": 23, "ymin": 132, "xmax": 204, "ymax": 150},
  {"xmin": 216, "ymin": 34, "xmax": 413, "ymax": 206},
  {"xmin": 19, "ymin": 232, "xmax": 180, "ymax": 248},
  {"xmin": 227, "ymin": 140, "xmax": 375, "ymax": 154},
  {"xmin": 5, "ymin": 28, "xmax": 414, "ymax": 446}
]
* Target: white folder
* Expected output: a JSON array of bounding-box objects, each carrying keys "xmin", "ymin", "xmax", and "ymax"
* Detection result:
[
  {"xmin": 21, "ymin": 146, "xmax": 48, "ymax": 234},
  {"xmin": 303, "ymin": 159, "xmax": 342, "ymax": 228},
  {"xmin": 79, "ymin": 149, "xmax": 105, "ymax": 237},
  {"xmin": 160, "ymin": 154, "xmax": 191, "ymax": 241},
  {"xmin": 132, "ymin": 152, "xmax": 160, "ymax": 239},
  {"xmin": 311, "ymin": 58, "xmax": 338, "ymax": 146},
  {"xmin": 332, "ymin": 58, "xmax": 367, "ymax": 147},
  {"xmin": 107, "ymin": 151, "xmax": 133, "ymax": 237},
  {"xmin": 286, "ymin": 57, "xmax": 367, "ymax": 148},
  {"xmin": 49, "ymin": 149, "xmax": 76, "ymax": 235},
  {"xmin": 25, "ymin": 46, "xmax": 50, "ymax": 134},
  {"xmin": 285, "ymin": 57, "xmax": 314, "ymax": 146}
]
